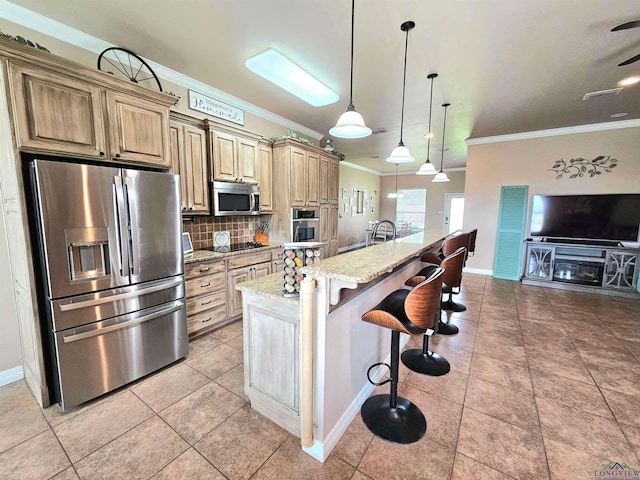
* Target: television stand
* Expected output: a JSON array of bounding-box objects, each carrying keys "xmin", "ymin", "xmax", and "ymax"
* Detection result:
[
  {"xmin": 542, "ymin": 238, "xmax": 622, "ymax": 247},
  {"xmin": 522, "ymin": 240, "xmax": 639, "ymax": 297}
]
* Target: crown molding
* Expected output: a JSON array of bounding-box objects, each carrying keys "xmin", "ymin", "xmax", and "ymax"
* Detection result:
[
  {"xmin": 0, "ymin": 0, "xmax": 324, "ymax": 140},
  {"xmin": 466, "ymin": 118, "xmax": 640, "ymax": 146},
  {"xmin": 340, "ymin": 161, "xmax": 381, "ymax": 176}
]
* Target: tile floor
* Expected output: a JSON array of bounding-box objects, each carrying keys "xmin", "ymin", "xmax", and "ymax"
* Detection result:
[{"xmin": 1, "ymin": 274, "xmax": 640, "ymax": 479}]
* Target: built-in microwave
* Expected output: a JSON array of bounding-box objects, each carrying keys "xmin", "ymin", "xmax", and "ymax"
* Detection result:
[
  {"xmin": 291, "ymin": 208, "xmax": 320, "ymax": 242},
  {"xmin": 212, "ymin": 181, "xmax": 260, "ymax": 216}
]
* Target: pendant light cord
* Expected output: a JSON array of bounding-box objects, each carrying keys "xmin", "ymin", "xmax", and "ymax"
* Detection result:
[
  {"xmin": 395, "ymin": 164, "xmax": 399, "ymax": 194},
  {"xmin": 440, "ymin": 103, "xmax": 449, "ymax": 172},
  {"xmin": 426, "ymin": 75, "xmax": 435, "ymax": 161},
  {"xmin": 399, "ymin": 27, "xmax": 409, "ymax": 145},
  {"xmin": 348, "ymin": 0, "xmax": 355, "ymax": 106}
]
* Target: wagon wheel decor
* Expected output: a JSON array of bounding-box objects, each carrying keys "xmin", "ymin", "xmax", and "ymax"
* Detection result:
[{"xmin": 97, "ymin": 47, "xmax": 163, "ymax": 92}]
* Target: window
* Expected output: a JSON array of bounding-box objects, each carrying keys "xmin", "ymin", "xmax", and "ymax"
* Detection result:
[{"xmin": 396, "ymin": 189, "xmax": 427, "ymax": 231}]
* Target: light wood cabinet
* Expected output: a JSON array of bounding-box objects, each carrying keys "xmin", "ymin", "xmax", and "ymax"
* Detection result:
[
  {"xmin": 227, "ymin": 251, "xmax": 273, "ymax": 318},
  {"xmin": 184, "ymin": 260, "xmax": 227, "ymax": 338},
  {"xmin": 319, "ymin": 156, "xmax": 329, "ymax": 204},
  {"xmin": 288, "ymin": 146, "xmax": 319, "ymax": 207},
  {"xmin": 208, "ymin": 122, "xmax": 261, "ymax": 184},
  {"xmin": 320, "ymin": 205, "xmax": 330, "ymax": 243},
  {"xmin": 257, "ymin": 140, "xmax": 273, "ymax": 213},
  {"xmin": 329, "ymin": 157, "xmax": 340, "ymax": 204},
  {"xmin": 320, "ymin": 155, "xmax": 340, "ymax": 206},
  {"xmin": 321, "ymin": 204, "xmax": 339, "ymax": 258},
  {"xmin": 170, "ymin": 114, "xmax": 209, "ymax": 215},
  {"xmin": 10, "ymin": 63, "xmax": 172, "ymax": 167}
]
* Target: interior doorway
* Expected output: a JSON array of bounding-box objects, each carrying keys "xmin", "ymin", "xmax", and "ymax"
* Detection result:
[{"xmin": 444, "ymin": 193, "xmax": 464, "ymax": 234}]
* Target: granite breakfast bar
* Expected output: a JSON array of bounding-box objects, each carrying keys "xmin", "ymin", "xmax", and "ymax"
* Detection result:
[{"xmin": 236, "ymin": 231, "xmax": 450, "ymax": 462}]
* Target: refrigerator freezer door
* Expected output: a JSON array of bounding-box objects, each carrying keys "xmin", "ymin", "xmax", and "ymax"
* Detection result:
[
  {"xmin": 33, "ymin": 160, "xmax": 129, "ymax": 298},
  {"xmin": 124, "ymin": 169, "xmax": 183, "ymax": 285},
  {"xmin": 54, "ymin": 299, "xmax": 187, "ymax": 409}
]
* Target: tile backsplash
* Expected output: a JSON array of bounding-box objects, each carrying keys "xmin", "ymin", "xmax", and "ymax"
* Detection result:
[{"xmin": 183, "ymin": 216, "xmax": 265, "ymax": 249}]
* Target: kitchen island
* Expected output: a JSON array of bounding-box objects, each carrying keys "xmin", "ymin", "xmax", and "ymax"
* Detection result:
[{"xmin": 236, "ymin": 231, "xmax": 450, "ymax": 462}]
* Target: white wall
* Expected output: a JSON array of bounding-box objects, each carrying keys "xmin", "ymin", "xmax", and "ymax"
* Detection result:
[{"xmin": 464, "ymin": 126, "xmax": 640, "ymax": 272}]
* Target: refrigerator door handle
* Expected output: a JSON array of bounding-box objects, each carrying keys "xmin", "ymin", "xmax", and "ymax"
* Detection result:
[
  {"xmin": 113, "ymin": 175, "xmax": 130, "ymax": 277},
  {"xmin": 62, "ymin": 301, "xmax": 184, "ymax": 343},
  {"xmin": 58, "ymin": 276, "xmax": 183, "ymax": 312},
  {"xmin": 124, "ymin": 176, "xmax": 141, "ymax": 276}
]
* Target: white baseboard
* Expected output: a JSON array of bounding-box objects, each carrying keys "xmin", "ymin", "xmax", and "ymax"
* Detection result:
[
  {"xmin": 0, "ymin": 366, "xmax": 24, "ymax": 387},
  {"xmin": 302, "ymin": 334, "xmax": 410, "ymax": 462},
  {"xmin": 464, "ymin": 267, "xmax": 493, "ymax": 276}
]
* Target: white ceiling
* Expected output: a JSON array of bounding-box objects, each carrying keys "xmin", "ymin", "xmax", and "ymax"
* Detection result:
[{"xmin": 6, "ymin": 0, "xmax": 640, "ymax": 173}]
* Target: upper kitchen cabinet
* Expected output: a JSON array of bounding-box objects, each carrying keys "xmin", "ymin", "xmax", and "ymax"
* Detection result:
[
  {"xmin": 257, "ymin": 139, "xmax": 273, "ymax": 213},
  {"xmin": 274, "ymin": 141, "xmax": 319, "ymax": 208},
  {"xmin": 207, "ymin": 120, "xmax": 261, "ymax": 184},
  {"xmin": 9, "ymin": 60, "xmax": 174, "ymax": 168},
  {"xmin": 319, "ymin": 154, "xmax": 340, "ymax": 205},
  {"xmin": 170, "ymin": 113, "xmax": 209, "ymax": 215}
]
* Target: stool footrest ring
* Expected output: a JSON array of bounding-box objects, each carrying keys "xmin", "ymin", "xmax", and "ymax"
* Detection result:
[{"xmin": 367, "ymin": 362, "xmax": 391, "ymax": 386}]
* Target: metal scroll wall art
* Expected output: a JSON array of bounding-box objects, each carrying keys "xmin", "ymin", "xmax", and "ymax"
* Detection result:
[{"xmin": 549, "ymin": 155, "xmax": 618, "ymax": 179}]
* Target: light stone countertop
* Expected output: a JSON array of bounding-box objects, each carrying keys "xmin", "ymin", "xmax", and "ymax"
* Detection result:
[
  {"xmin": 183, "ymin": 243, "xmax": 283, "ymax": 264},
  {"xmin": 235, "ymin": 272, "xmax": 299, "ymax": 305}
]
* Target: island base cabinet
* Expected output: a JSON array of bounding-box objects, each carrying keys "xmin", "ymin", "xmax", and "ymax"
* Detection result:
[{"xmin": 243, "ymin": 294, "xmax": 300, "ymax": 436}]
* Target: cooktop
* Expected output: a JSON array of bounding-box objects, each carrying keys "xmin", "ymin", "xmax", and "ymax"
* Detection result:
[{"xmin": 205, "ymin": 242, "xmax": 264, "ymax": 253}]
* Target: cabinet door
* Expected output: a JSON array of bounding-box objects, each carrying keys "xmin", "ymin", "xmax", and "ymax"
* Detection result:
[
  {"xmin": 603, "ymin": 251, "xmax": 638, "ymax": 290},
  {"xmin": 106, "ymin": 92, "xmax": 170, "ymax": 167},
  {"xmin": 11, "ymin": 63, "xmax": 106, "ymax": 158},
  {"xmin": 524, "ymin": 245, "xmax": 554, "ymax": 280},
  {"xmin": 306, "ymin": 152, "xmax": 320, "ymax": 207},
  {"xmin": 257, "ymin": 143, "xmax": 273, "ymax": 213},
  {"xmin": 253, "ymin": 262, "xmax": 272, "ymax": 279},
  {"xmin": 183, "ymin": 125, "xmax": 209, "ymax": 214},
  {"xmin": 290, "ymin": 147, "xmax": 307, "ymax": 207},
  {"xmin": 329, "ymin": 158, "xmax": 340, "ymax": 204},
  {"xmin": 227, "ymin": 267, "xmax": 250, "ymax": 318},
  {"xmin": 237, "ymin": 137, "xmax": 258, "ymax": 184},
  {"xmin": 329, "ymin": 240, "xmax": 338, "ymax": 258},
  {"xmin": 319, "ymin": 205, "xmax": 329, "ymax": 242},
  {"xmin": 329, "ymin": 205, "xmax": 339, "ymax": 241},
  {"xmin": 169, "ymin": 121, "xmax": 189, "ymax": 212},
  {"xmin": 319, "ymin": 156, "xmax": 329, "ymax": 204},
  {"xmin": 211, "ymin": 130, "xmax": 237, "ymax": 182}
]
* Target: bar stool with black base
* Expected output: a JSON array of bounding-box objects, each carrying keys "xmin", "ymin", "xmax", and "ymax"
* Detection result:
[
  {"xmin": 360, "ymin": 267, "xmax": 444, "ymax": 444},
  {"xmin": 467, "ymin": 228, "xmax": 478, "ymax": 256},
  {"xmin": 420, "ymin": 231, "xmax": 471, "ymax": 266},
  {"xmin": 401, "ymin": 265, "xmax": 450, "ymax": 376}
]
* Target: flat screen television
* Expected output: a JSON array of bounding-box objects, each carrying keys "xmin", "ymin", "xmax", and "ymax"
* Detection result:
[{"xmin": 529, "ymin": 194, "xmax": 640, "ymax": 242}]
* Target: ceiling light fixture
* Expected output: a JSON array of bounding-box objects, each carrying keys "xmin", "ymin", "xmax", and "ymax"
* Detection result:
[
  {"xmin": 417, "ymin": 73, "xmax": 438, "ymax": 175},
  {"xmin": 433, "ymin": 103, "xmax": 451, "ymax": 183},
  {"xmin": 386, "ymin": 21, "xmax": 416, "ymax": 164},
  {"xmin": 329, "ymin": 0, "xmax": 371, "ymax": 138},
  {"xmin": 610, "ymin": 112, "xmax": 629, "ymax": 118},
  {"xmin": 388, "ymin": 164, "xmax": 404, "ymax": 198},
  {"xmin": 618, "ymin": 76, "xmax": 640, "ymax": 87},
  {"xmin": 246, "ymin": 49, "xmax": 339, "ymax": 107}
]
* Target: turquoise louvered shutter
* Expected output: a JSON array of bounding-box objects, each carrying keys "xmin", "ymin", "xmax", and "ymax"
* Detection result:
[{"xmin": 493, "ymin": 186, "xmax": 528, "ymax": 280}]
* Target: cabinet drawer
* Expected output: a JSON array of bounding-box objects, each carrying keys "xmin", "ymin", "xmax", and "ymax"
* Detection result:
[
  {"xmin": 227, "ymin": 251, "xmax": 272, "ymax": 270},
  {"xmin": 271, "ymin": 248, "xmax": 283, "ymax": 260},
  {"xmin": 187, "ymin": 304, "xmax": 227, "ymax": 335},
  {"xmin": 185, "ymin": 272, "xmax": 225, "ymax": 297},
  {"xmin": 186, "ymin": 290, "xmax": 226, "ymax": 316},
  {"xmin": 185, "ymin": 260, "xmax": 225, "ymax": 279}
]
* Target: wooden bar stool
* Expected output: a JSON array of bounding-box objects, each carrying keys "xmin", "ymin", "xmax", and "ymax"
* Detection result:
[
  {"xmin": 467, "ymin": 229, "xmax": 478, "ymax": 256},
  {"xmin": 360, "ymin": 267, "xmax": 444, "ymax": 444}
]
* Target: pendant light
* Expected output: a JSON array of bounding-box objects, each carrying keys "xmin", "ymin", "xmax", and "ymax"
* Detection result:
[
  {"xmin": 416, "ymin": 73, "xmax": 438, "ymax": 175},
  {"xmin": 433, "ymin": 102, "xmax": 451, "ymax": 183},
  {"xmin": 388, "ymin": 164, "xmax": 404, "ymax": 198},
  {"xmin": 386, "ymin": 21, "xmax": 416, "ymax": 163},
  {"xmin": 329, "ymin": 0, "xmax": 371, "ymax": 138}
]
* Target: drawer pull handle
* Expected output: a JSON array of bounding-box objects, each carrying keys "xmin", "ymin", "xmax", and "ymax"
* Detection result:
[
  {"xmin": 202, "ymin": 317, "xmax": 212, "ymax": 323},
  {"xmin": 201, "ymin": 282, "xmax": 211, "ymax": 288},
  {"xmin": 201, "ymin": 300, "xmax": 212, "ymax": 306},
  {"xmin": 200, "ymin": 266, "xmax": 210, "ymax": 272}
]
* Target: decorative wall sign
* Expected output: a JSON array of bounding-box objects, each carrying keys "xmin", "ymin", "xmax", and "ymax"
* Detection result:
[
  {"xmin": 549, "ymin": 155, "xmax": 617, "ymax": 179},
  {"xmin": 188, "ymin": 90, "xmax": 244, "ymax": 125}
]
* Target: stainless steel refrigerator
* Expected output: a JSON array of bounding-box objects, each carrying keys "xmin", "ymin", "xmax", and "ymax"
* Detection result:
[{"xmin": 29, "ymin": 159, "xmax": 187, "ymax": 410}]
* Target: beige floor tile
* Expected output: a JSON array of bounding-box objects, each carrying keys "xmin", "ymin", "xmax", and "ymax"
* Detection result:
[
  {"xmin": 526, "ymin": 351, "xmax": 594, "ymax": 385},
  {"xmin": 469, "ymin": 354, "xmax": 533, "ymax": 394},
  {"xmin": 432, "ymin": 331, "xmax": 476, "ymax": 353},
  {"xmin": 152, "ymin": 448, "xmax": 226, "ymax": 479},
  {"xmin": 253, "ymin": 436, "xmax": 355, "ymax": 480},
  {"xmin": 51, "ymin": 467, "xmax": 80, "ymax": 479},
  {"xmin": 351, "ymin": 471, "xmax": 373, "ymax": 480},
  {"xmin": 530, "ymin": 369, "xmax": 613, "ymax": 420},
  {"xmin": 621, "ymin": 424, "xmax": 640, "ymax": 462},
  {"xmin": 451, "ymin": 452, "xmax": 515, "ymax": 480},
  {"xmin": 53, "ymin": 390, "xmax": 154, "ymax": 462},
  {"xmin": 543, "ymin": 437, "xmax": 612, "ymax": 480},
  {"xmin": 42, "ymin": 386, "xmax": 130, "ymax": 428},
  {"xmin": 160, "ymin": 382, "xmax": 245, "ymax": 444},
  {"xmin": 358, "ymin": 436, "xmax": 455, "ymax": 480},
  {"xmin": 399, "ymin": 383, "xmax": 463, "ymax": 449},
  {"xmin": 475, "ymin": 328, "xmax": 524, "ymax": 348},
  {"xmin": 332, "ymin": 414, "xmax": 373, "ymax": 468},
  {"xmin": 0, "ymin": 381, "xmax": 38, "ymax": 416},
  {"xmin": 227, "ymin": 333, "xmax": 244, "ymax": 351},
  {"xmin": 473, "ymin": 340, "xmax": 527, "ymax": 366},
  {"xmin": 0, "ymin": 394, "xmax": 49, "ymax": 453},
  {"xmin": 457, "ymin": 408, "xmax": 549, "ymax": 480},
  {"xmin": 431, "ymin": 344, "xmax": 473, "ymax": 374},
  {"xmin": 131, "ymin": 363, "xmax": 210, "ymax": 412},
  {"xmin": 211, "ymin": 320, "xmax": 243, "ymax": 342},
  {"xmin": 186, "ymin": 343, "xmax": 244, "ymax": 380},
  {"xmin": 195, "ymin": 405, "xmax": 289, "ymax": 480},
  {"xmin": 0, "ymin": 429, "xmax": 70, "ymax": 480},
  {"xmin": 74, "ymin": 416, "xmax": 188, "ymax": 480},
  {"xmin": 214, "ymin": 363, "xmax": 249, "ymax": 402},
  {"xmin": 536, "ymin": 397, "xmax": 634, "ymax": 459},
  {"xmin": 601, "ymin": 388, "xmax": 640, "ymax": 428},
  {"xmin": 187, "ymin": 334, "xmax": 223, "ymax": 359},
  {"xmin": 404, "ymin": 368, "xmax": 468, "ymax": 405},
  {"xmin": 464, "ymin": 377, "xmax": 539, "ymax": 432},
  {"xmin": 582, "ymin": 357, "xmax": 640, "ymax": 397}
]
